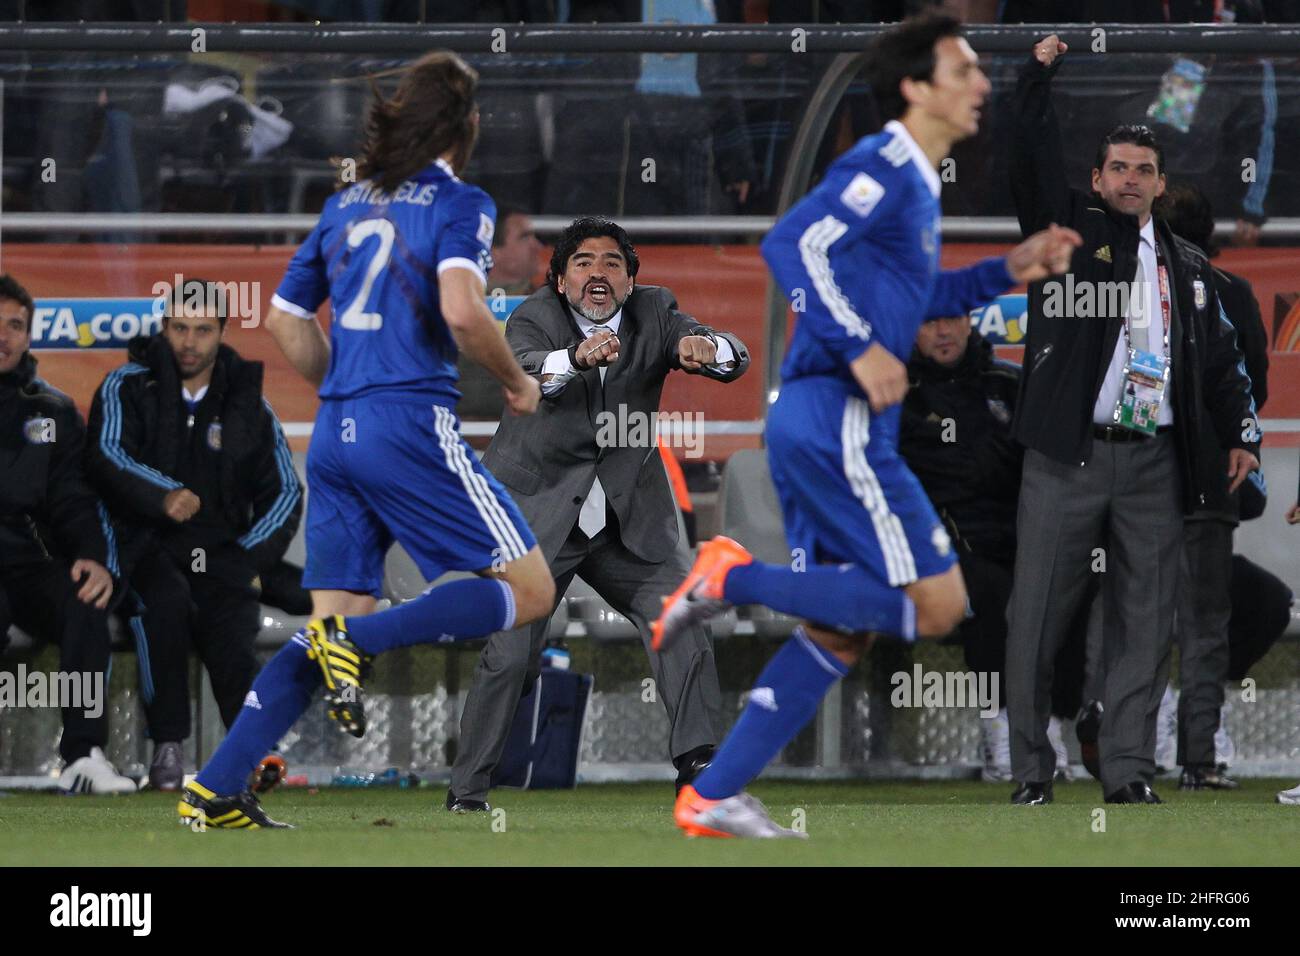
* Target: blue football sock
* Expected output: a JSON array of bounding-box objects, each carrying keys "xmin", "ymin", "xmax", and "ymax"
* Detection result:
[
  {"xmin": 692, "ymin": 628, "xmax": 851, "ymax": 800},
  {"xmin": 723, "ymin": 560, "xmax": 915, "ymax": 639},
  {"xmin": 196, "ymin": 634, "xmax": 318, "ymax": 796},
  {"xmin": 345, "ymin": 578, "xmax": 515, "ymax": 656}
]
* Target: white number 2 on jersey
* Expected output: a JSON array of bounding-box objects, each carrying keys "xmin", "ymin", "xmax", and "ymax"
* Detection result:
[{"xmin": 338, "ymin": 218, "xmax": 395, "ymax": 330}]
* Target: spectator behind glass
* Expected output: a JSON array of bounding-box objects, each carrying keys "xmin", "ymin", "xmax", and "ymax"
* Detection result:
[
  {"xmin": 459, "ymin": 208, "xmax": 546, "ymax": 425},
  {"xmin": 543, "ymin": 0, "xmax": 757, "ymax": 219},
  {"xmin": 488, "ymin": 208, "xmax": 544, "ymax": 297}
]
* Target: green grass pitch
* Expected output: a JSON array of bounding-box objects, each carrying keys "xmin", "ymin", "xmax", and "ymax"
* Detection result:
[{"xmin": 2, "ymin": 779, "xmax": 1297, "ymax": 866}]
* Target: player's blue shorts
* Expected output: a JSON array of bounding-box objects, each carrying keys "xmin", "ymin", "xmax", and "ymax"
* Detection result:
[
  {"xmin": 302, "ymin": 398, "xmax": 536, "ymax": 594},
  {"xmin": 767, "ymin": 375, "xmax": 955, "ymax": 588}
]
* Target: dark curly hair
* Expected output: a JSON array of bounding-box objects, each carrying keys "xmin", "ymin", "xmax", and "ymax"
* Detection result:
[
  {"xmin": 352, "ymin": 51, "xmax": 479, "ymax": 192},
  {"xmin": 546, "ymin": 217, "xmax": 640, "ymax": 292},
  {"xmin": 0, "ymin": 273, "xmax": 35, "ymax": 333}
]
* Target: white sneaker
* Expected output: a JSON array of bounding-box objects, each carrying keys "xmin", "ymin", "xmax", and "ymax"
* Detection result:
[
  {"xmin": 1048, "ymin": 715, "xmax": 1073, "ymax": 781},
  {"xmin": 58, "ymin": 747, "xmax": 138, "ymax": 795},
  {"xmin": 979, "ymin": 708, "xmax": 1012, "ymax": 782},
  {"xmin": 1277, "ymin": 783, "xmax": 1300, "ymax": 805},
  {"xmin": 1154, "ymin": 683, "xmax": 1178, "ymax": 773}
]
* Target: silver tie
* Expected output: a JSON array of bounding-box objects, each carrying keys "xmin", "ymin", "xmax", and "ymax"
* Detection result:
[
  {"xmin": 579, "ymin": 363, "xmax": 608, "ymax": 538},
  {"xmin": 1130, "ymin": 251, "xmax": 1152, "ymax": 352}
]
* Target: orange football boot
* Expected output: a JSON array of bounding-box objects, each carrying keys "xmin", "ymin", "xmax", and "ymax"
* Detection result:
[
  {"xmin": 651, "ymin": 536, "xmax": 753, "ymax": 652},
  {"xmin": 674, "ymin": 785, "xmax": 732, "ymax": 838}
]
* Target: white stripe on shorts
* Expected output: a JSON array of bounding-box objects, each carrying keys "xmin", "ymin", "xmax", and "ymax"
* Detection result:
[
  {"xmin": 432, "ymin": 405, "xmax": 529, "ymax": 564},
  {"xmin": 840, "ymin": 396, "xmax": 917, "ymax": 586}
]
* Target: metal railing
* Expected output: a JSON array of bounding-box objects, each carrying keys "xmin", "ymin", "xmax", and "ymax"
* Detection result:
[
  {"xmin": 7, "ymin": 214, "xmax": 1298, "ymax": 242},
  {"xmin": 0, "ymin": 22, "xmax": 1298, "ymax": 53}
]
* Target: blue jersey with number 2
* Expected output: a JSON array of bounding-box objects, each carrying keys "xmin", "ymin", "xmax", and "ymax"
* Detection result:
[{"xmin": 271, "ymin": 158, "xmax": 496, "ymax": 405}]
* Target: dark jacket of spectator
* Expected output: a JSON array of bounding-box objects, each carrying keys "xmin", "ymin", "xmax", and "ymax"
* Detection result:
[
  {"xmin": 0, "ymin": 352, "xmax": 113, "ymax": 574},
  {"xmin": 1009, "ymin": 53, "xmax": 1260, "ymax": 513},
  {"xmin": 1191, "ymin": 265, "xmax": 1271, "ymax": 521},
  {"xmin": 900, "ymin": 329, "xmax": 1022, "ymax": 564},
  {"xmin": 85, "ymin": 334, "xmax": 301, "ymax": 588}
]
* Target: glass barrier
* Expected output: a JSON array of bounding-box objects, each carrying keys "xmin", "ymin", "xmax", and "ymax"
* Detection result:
[
  {"xmin": 3, "ymin": 47, "xmax": 1298, "ymax": 235},
  {"xmin": 0, "ymin": 48, "xmax": 831, "ymax": 238}
]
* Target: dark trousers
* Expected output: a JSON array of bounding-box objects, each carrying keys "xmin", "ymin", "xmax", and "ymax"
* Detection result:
[
  {"xmin": 959, "ymin": 550, "xmax": 1090, "ymax": 718},
  {"xmin": 1227, "ymin": 554, "xmax": 1292, "ymax": 681},
  {"xmin": 1175, "ymin": 519, "xmax": 1234, "ymax": 770},
  {"xmin": 451, "ymin": 516, "xmax": 722, "ymax": 802},
  {"xmin": 0, "ymin": 560, "xmax": 112, "ymax": 763},
  {"xmin": 124, "ymin": 549, "xmax": 261, "ymax": 741},
  {"xmin": 1007, "ymin": 436, "xmax": 1182, "ymax": 793}
]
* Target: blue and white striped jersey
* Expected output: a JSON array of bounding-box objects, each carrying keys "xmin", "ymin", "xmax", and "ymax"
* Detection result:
[
  {"xmin": 272, "ymin": 158, "xmax": 495, "ymax": 406},
  {"xmin": 762, "ymin": 120, "xmax": 1012, "ymax": 393}
]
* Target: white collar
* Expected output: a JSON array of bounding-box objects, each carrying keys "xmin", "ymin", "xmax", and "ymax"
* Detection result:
[
  {"xmin": 577, "ymin": 308, "xmax": 623, "ymax": 337},
  {"xmin": 434, "ymin": 157, "xmax": 457, "ymax": 180},
  {"xmin": 884, "ymin": 120, "xmax": 942, "ymax": 199},
  {"xmin": 182, "ymin": 384, "xmax": 209, "ymax": 404},
  {"xmin": 1139, "ymin": 216, "xmax": 1156, "ymax": 249}
]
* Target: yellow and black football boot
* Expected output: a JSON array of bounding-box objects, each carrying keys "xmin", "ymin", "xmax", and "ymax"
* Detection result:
[
  {"xmin": 177, "ymin": 781, "xmax": 292, "ymax": 830},
  {"xmin": 304, "ymin": 615, "xmax": 373, "ymax": 737}
]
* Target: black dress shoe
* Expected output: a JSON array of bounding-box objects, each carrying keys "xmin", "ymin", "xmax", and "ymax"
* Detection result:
[
  {"xmin": 673, "ymin": 745, "xmax": 715, "ymax": 794},
  {"xmin": 1075, "ymin": 700, "xmax": 1103, "ymax": 781},
  {"xmin": 445, "ymin": 788, "xmax": 491, "ymax": 813},
  {"xmin": 1179, "ymin": 766, "xmax": 1239, "ymax": 791},
  {"xmin": 1104, "ymin": 781, "xmax": 1163, "ymax": 804},
  {"xmin": 1010, "ymin": 781, "xmax": 1053, "ymax": 805}
]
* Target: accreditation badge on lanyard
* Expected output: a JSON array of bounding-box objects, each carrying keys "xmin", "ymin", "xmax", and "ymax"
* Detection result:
[{"xmin": 1113, "ymin": 252, "xmax": 1172, "ymax": 436}]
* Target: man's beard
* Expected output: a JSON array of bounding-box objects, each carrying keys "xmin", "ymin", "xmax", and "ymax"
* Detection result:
[
  {"xmin": 177, "ymin": 351, "xmax": 218, "ymax": 382},
  {"xmin": 567, "ymin": 289, "xmax": 626, "ymax": 324}
]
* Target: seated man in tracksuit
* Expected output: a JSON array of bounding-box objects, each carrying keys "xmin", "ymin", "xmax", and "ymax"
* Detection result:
[
  {"xmin": 0, "ymin": 273, "xmax": 136, "ymax": 794},
  {"xmin": 86, "ymin": 279, "xmax": 302, "ymax": 791}
]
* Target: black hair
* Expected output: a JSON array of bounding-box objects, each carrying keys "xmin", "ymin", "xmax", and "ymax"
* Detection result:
[
  {"xmin": 1095, "ymin": 124, "xmax": 1165, "ymax": 176},
  {"xmin": 1159, "ymin": 181, "xmax": 1218, "ymax": 258},
  {"xmin": 866, "ymin": 12, "xmax": 965, "ymax": 122},
  {"xmin": 493, "ymin": 206, "xmax": 532, "ymax": 248},
  {"xmin": 546, "ymin": 217, "xmax": 640, "ymax": 292},
  {"xmin": 162, "ymin": 278, "xmax": 229, "ymax": 330},
  {"xmin": 0, "ymin": 273, "xmax": 35, "ymax": 333}
]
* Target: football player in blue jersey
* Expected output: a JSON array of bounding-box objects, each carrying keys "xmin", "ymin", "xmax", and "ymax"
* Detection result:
[
  {"xmin": 653, "ymin": 14, "xmax": 1082, "ymax": 838},
  {"xmin": 178, "ymin": 51, "xmax": 555, "ymax": 828}
]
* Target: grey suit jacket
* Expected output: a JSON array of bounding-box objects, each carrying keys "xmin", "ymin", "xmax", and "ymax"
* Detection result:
[{"xmin": 483, "ymin": 284, "xmax": 749, "ymax": 565}]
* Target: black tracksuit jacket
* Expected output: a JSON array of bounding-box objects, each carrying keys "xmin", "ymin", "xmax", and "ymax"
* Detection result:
[{"xmin": 84, "ymin": 334, "xmax": 301, "ymax": 588}]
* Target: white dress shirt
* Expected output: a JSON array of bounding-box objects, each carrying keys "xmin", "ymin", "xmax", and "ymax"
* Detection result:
[
  {"xmin": 539, "ymin": 307, "xmax": 734, "ymax": 537},
  {"xmin": 1092, "ymin": 218, "xmax": 1174, "ymax": 426}
]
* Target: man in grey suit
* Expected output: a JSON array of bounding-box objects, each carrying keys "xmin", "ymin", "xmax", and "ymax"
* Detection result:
[{"xmin": 447, "ymin": 217, "xmax": 749, "ymax": 810}]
